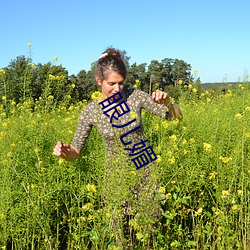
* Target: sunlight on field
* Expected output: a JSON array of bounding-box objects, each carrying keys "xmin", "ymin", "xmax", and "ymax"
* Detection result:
[{"xmin": 0, "ymin": 83, "xmax": 249, "ymax": 249}]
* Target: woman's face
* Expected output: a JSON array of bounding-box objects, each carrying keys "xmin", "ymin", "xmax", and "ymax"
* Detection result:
[{"xmin": 96, "ymin": 71, "xmax": 125, "ymax": 100}]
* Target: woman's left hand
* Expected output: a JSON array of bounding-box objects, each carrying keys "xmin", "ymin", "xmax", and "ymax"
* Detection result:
[{"xmin": 152, "ymin": 91, "xmax": 171, "ymax": 104}]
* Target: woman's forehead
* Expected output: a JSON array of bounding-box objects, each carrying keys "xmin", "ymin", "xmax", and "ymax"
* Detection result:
[{"xmin": 105, "ymin": 71, "xmax": 124, "ymax": 81}]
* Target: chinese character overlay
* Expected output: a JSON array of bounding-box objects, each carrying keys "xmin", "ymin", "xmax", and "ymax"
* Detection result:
[
  {"xmin": 99, "ymin": 92, "xmax": 130, "ymax": 123},
  {"xmin": 99, "ymin": 92, "xmax": 157, "ymax": 170},
  {"xmin": 131, "ymin": 146, "xmax": 157, "ymax": 170}
]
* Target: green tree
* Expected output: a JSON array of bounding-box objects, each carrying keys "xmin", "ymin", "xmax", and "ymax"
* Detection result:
[
  {"xmin": 5, "ymin": 55, "xmax": 33, "ymax": 102},
  {"xmin": 127, "ymin": 63, "xmax": 148, "ymax": 90},
  {"xmin": 148, "ymin": 58, "xmax": 193, "ymax": 91},
  {"xmin": 32, "ymin": 62, "xmax": 69, "ymax": 103},
  {"xmin": 77, "ymin": 68, "xmax": 98, "ymax": 101},
  {"xmin": 172, "ymin": 59, "xmax": 192, "ymax": 86}
]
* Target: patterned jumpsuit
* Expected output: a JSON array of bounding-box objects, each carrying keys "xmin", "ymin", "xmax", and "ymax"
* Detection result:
[{"xmin": 71, "ymin": 88, "xmax": 170, "ymax": 238}]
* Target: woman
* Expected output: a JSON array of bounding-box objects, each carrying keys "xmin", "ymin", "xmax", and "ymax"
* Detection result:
[
  {"xmin": 53, "ymin": 48, "xmax": 182, "ymax": 246},
  {"xmin": 53, "ymin": 48, "xmax": 182, "ymax": 160}
]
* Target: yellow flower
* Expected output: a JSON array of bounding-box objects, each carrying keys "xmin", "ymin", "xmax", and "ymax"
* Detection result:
[
  {"xmin": 131, "ymin": 111, "xmax": 138, "ymax": 120},
  {"xmin": 156, "ymin": 155, "xmax": 162, "ymax": 164},
  {"xmin": 28, "ymin": 42, "xmax": 32, "ymax": 47},
  {"xmin": 159, "ymin": 186, "xmax": 166, "ymax": 194},
  {"xmin": 234, "ymin": 113, "xmax": 242, "ymax": 120},
  {"xmin": 154, "ymin": 123, "xmax": 159, "ymax": 131},
  {"xmin": 245, "ymin": 106, "xmax": 250, "ymax": 112},
  {"xmin": 2, "ymin": 96, "xmax": 6, "ymax": 100},
  {"xmin": 188, "ymin": 84, "xmax": 193, "ymax": 89},
  {"xmin": 181, "ymin": 139, "xmax": 187, "ymax": 146},
  {"xmin": 81, "ymin": 203, "xmax": 93, "ymax": 212},
  {"xmin": 162, "ymin": 120, "xmax": 168, "ymax": 128},
  {"xmin": 91, "ymin": 91, "xmax": 103, "ymax": 101},
  {"xmin": 86, "ymin": 184, "xmax": 96, "ymax": 193},
  {"xmin": 0, "ymin": 213, "xmax": 5, "ymax": 221},
  {"xmin": 195, "ymin": 207, "xmax": 203, "ymax": 216},
  {"xmin": 2, "ymin": 122, "xmax": 7, "ymax": 128},
  {"xmin": 87, "ymin": 215, "xmax": 94, "ymax": 221},
  {"xmin": 178, "ymin": 79, "xmax": 183, "ymax": 85},
  {"xmin": 245, "ymin": 132, "xmax": 250, "ymax": 138},
  {"xmin": 54, "ymin": 56, "xmax": 58, "ymax": 62},
  {"xmin": 48, "ymin": 95, "xmax": 54, "ymax": 100},
  {"xmin": 165, "ymin": 193, "xmax": 172, "ymax": 199},
  {"xmin": 171, "ymin": 119, "xmax": 179, "ymax": 126},
  {"xmin": 130, "ymin": 171, "xmax": 136, "ymax": 176},
  {"xmin": 189, "ymin": 138, "xmax": 195, "ymax": 144},
  {"xmin": 232, "ymin": 204, "xmax": 239, "ymax": 211},
  {"xmin": 105, "ymin": 212, "xmax": 111, "ymax": 218},
  {"xmin": 169, "ymin": 134, "xmax": 177, "ymax": 141},
  {"xmin": 219, "ymin": 156, "xmax": 232, "ymax": 164},
  {"xmin": 237, "ymin": 189, "xmax": 243, "ymax": 196},
  {"xmin": 0, "ymin": 69, "xmax": 6, "ymax": 75},
  {"xmin": 203, "ymin": 142, "xmax": 212, "ymax": 152},
  {"xmin": 214, "ymin": 209, "xmax": 223, "ymax": 216},
  {"xmin": 222, "ymin": 190, "xmax": 230, "ymax": 197},
  {"xmin": 208, "ymin": 171, "xmax": 217, "ymax": 180},
  {"xmin": 168, "ymin": 156, "xmax": 175, "ymax": 165},
  {"xmin": 135, "ymin": 79, "xmax": 140, "ymax": 83},
  {"xmin": 34, "ymin": 147, "xmax": 41, "ymax": 153},
  {"xmin": 192, "ymin": 88, "xmax": 197, "ymax": 93},
  {"xmin": 58, "ymin": 158, "xmax": 65, "ymax": 165},
  {"xmin": 193, "ymin": 69, "xmax": 198, "ymax": 74},
  {"xmin": 48, "ymin": 74, "xmax": 55, "ymax": 80},
  {"xmin": 133, "ymin": 84, "xmax": 138, "ymax": 89},
  {"xmin": 71, "ymin": 83, "xmax": 75, "ymax": 89},
  {"xmin": 77, "ymin": 216, "xmax": 86, "ymax": 223}
]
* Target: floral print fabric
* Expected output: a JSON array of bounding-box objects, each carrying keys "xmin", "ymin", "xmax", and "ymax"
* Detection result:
[{"xmin": 71, "ymin": 88, "xmax": 169, "ymax": 154}]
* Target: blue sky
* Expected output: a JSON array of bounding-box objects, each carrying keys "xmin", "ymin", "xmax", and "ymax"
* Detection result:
[{"xmin": 1, "ymin": 0, "xmax": 249, "ymax": 83}]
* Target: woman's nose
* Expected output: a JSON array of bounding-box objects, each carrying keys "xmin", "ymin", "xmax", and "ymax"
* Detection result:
[{"xmin": 113, "ymin": 84, "xmax": 120, "ymax": 92}]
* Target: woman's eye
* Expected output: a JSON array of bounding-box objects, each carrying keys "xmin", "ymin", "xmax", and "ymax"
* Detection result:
[{"xmin": 108, "ymin": 82, "xmax": 123, "ymax": 86}]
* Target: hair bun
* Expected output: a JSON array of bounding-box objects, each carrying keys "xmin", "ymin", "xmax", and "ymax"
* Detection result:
[
  {"xmin": 99, "ymin": 52, "xmax": 108, "ymax": 59},
  {"xmin": 99, "ymin": 48, "xmax": 123, "ymax": 60}
]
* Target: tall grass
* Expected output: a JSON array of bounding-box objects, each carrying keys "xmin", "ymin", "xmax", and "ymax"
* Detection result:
[{"xmin": 0, "ymin": 83, "xmax": 249, "ymax": 249}]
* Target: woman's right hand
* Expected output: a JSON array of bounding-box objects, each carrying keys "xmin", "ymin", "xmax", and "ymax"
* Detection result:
[
  {"xmin": 53, "ymin": 141, "xmax": 71, "ymax": 158},
  {"xmin": 53, "ymin": 141, "xmax": 80, "ymax": 161}
]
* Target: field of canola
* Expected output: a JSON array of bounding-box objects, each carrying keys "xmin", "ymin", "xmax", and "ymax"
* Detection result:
[{"xmin": 0, "ymin": 83, "xmax": 249, "ymax": 249}]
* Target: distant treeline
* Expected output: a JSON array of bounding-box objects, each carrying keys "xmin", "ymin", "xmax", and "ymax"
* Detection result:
[
  {"xmin": 201, "ymin": 82, "xmax": 242, "ymax": 90},
  {"xmin": 0, "ymin": 52, "xmax": 246, "ymax": 106}
]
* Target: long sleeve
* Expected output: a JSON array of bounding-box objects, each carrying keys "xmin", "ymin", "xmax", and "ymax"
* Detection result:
[
  {"xmin": 71, "ymin": 103, "xmax": 94, "ymax": 152},
  {"xmin": 135, "ymin": 90, "xmax": 169, "ymax": 119}
]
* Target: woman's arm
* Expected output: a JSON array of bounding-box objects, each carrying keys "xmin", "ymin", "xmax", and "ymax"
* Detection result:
[{"xmin": 53, "ymin": 103, "xmax": 94, "ymax": 161}]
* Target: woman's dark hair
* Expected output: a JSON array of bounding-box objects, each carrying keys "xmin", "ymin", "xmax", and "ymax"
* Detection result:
[{"xmin": 95, "ymin": 48, "xmax": 127, "ymax": 81}]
